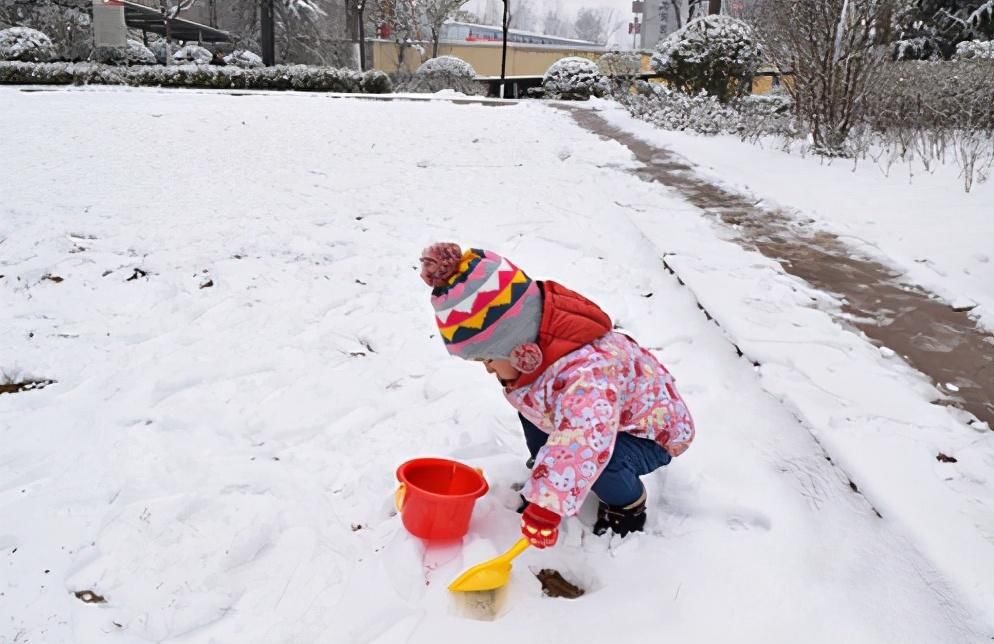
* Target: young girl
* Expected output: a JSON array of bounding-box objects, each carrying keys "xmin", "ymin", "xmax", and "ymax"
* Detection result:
[{"xmin": 420, "ymin": 243, "xmax": 695, "ymax": 548}]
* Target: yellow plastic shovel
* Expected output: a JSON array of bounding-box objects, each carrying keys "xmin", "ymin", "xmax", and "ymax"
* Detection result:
[{"xmin": 448, "ymin": 538, "xmax": 531, "ymax": 592}]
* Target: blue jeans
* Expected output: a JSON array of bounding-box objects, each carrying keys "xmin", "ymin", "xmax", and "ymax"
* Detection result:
[{"xmin": 520, "ymin": 413, "xmax": 671, "ymax": 507}]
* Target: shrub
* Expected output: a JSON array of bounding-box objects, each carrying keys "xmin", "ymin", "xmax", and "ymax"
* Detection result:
[
  {"xmin": 650, "ymin": 15, "xmax": 760, "ymax": 103},
  {"xmin": 360, "ymin": 69, "xmax": 392, "ymax": 94},
  {"xmin": 93, "ymin": 39, "xmax": 156, "ymax": 66},
  {"xmin": 0, "ymin": 61, "xmax": 381, "ymax": 93},
  {"xmin": 543, "ymin": 56, "xmax": 608, "ymax": 100},
  {"xmin": 0, "ymin": 27, "xmax": 56, "ymax": 63},
  {"xmin": 224, "ymin": 49, "xmax": 263, "ymax": 68},
  {"xmin": 955, "ymin": 40, "xmax": 994, "ymax": 60},
  {"xmin": 406, "ymin": 55, "xmax": 480, "ymax": 94},
  {"xmin": 171, "ymin": 44, "xmax": 212, "ymax": 65}
]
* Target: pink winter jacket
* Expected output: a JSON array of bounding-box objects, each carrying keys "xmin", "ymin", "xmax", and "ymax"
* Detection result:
[{"xmin": 506, "ymin": 331, "xmax": 695, "ymax": 518}]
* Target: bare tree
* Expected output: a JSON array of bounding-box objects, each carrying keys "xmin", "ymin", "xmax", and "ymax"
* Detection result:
[
  {"xmin": 482, "ymin": 0, "xmax": 502, "ymax": 25},
  {"xmin": 369, "ymin": 0, "xmax": 423, "ymax": 74},
  {"xmin": 508, "ymin": 0, "xmax": 538, "ymax": 32},
  {"xmin": 754, "ymin": 0, "xmax": 909, "ymax": 153},
  {"xmin": 0, "ymin": 0, "xmax": 92, "ymax": 60},
  {"xmin": 424, "ymin": 0, "xmax": 468, "ymax": 57},
  {"xmin": 574, "ymin": 7, "xmax": 620, "ymax": 44},
  {"xmin": 451, "ymin": 8, "xmax": 480, "ymax": 22},
  {"xmin": 543, "ymin": 2, "xmax": 572, "ymax": 37}
]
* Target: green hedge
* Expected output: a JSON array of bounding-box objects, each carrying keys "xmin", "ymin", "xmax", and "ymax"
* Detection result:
[{"xmin": 0, "ymin": 62, "xmax": 394, "ymax": 94}]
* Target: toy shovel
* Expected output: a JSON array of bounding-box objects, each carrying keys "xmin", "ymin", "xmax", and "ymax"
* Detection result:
[{"xmin": 448, "ymin": 538, "xmax": 530, "ymax": 592}]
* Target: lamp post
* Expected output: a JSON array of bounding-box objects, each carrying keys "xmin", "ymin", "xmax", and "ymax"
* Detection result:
[
  {"xmin": 500, "ymin": 0, "xmax": 508, "ymax": 98},
  {"xmin": 261, "ymin": 0, "xmax": 275, "ymax": 66}
]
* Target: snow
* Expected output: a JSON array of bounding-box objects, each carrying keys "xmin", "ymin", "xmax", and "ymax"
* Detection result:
[
  {"xmin": 1, "ymin": 86, "xmax": 993, "ymax": 643},
  {"xmin": 0, "ymin": 26, "xmax": 56, "ymax": 63},
  {"xmin": 594, "ymin": 99, "xmax": 994, "ymax": 332},
  {"xmin": 956, "ymin": 40, "xmax": 994, "ymax": 60},
  {"xmin": 224, "ymin": 50, "xmax": 264, "ymax": 69},
  {"xmin": 171, "ymin": 44, "xmax": 212, "ymax": 66}
]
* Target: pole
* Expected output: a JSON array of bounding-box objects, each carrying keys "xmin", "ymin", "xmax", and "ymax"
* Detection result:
[
  {"xmin": 357, "ymin": 1, "xmax": 366, "ymax": 71},
  {"xmin": 163, "ymin": 0, "xmax": 172, "ymax": 63},
  {"xmin": 500, "ymin": 0, "xmax": 509, "ymax": 98},
  {"xmin": 261, "ymin": 0, "xmax": 275, "ymax": 66}
]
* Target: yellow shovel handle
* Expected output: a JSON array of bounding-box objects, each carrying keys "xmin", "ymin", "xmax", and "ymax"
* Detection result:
[{"xmin": 394, "ymin": 483, "xmax": 406, "ymax": 512}]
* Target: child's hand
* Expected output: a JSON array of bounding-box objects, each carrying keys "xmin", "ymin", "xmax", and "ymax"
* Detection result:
[{"xmin": 521, "ymin": 504, "xmax": 562, "ymax": 548}]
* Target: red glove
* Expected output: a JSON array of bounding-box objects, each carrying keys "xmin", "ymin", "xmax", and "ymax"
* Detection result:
[{"xmin": 520, "ymin": 504, "xmax": 562, "ymax": 548}]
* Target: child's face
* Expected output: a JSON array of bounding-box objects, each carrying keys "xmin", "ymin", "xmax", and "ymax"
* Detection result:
[{"xmin": 481, "ymin": 358, "xmax": 520, "ymax": 384}]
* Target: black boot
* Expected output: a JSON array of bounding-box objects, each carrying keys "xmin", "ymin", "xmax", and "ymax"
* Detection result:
[{"xmin": 593, "ymin": 488, "xmax": 647, "ymax": 537}]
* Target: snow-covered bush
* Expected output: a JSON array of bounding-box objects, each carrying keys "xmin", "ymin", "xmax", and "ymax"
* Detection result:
[
  {"xmin": 148, "ymin": 39, "xmax": 170, "ymax": 65},
  {"xmin": 361, "ymin": 69, "xmax": 392, "ymax": 94},
  {"xmin": 0, "ymin": 61, "xmax": 389, "ymax": 94},
  {"xmin": 543, "ymin": 56, "xmax": 609, "ymax": 100},
  {"xmin": 0, "ymin": 1, "xmax": 92, "ymax": 61},
  {"xmin": 598, "ymin": 51, "xmax": 640, "ymax": 77},
  {"xmin": 618, "ymin": 80, "xmax": 798, "ymax": 138},
  {"xmin": 93, "ymin": 39, "xmax": 156, "ymax": 66},
  {"xmin": 171, "ymin": 44, "xmax": 212, "ymax": 66},
  {"xmin": 405, "ymin": 55, "xmax": 480, "ymax": 94},
  {"xmin": 0, "ymin": 27, "xmax": 56, "ymax": 62},
  {"xmin": 867, "ymin": 60, "xmax": 994, "ymax": 131},
  {"xmin": 224, "ymin": 49, "xmax": 263, "ymax": 68},
  {"xmin": 955, "ymin": 40, "xmax": 994, "ymax": 60},
  {"xmin": 650, "ymin": 15, "xmax": 760, "ymax": 103}
]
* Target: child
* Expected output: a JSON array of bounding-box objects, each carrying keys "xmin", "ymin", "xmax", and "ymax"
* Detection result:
[{"xmin": 420, "ymin": 243, "xmax": 695, "ymax": 548}]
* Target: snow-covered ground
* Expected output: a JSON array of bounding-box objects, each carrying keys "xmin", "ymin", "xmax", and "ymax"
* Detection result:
[
  {"xmin": 594, "ymin": 99, "xmax": 994, "ymax": 331},
  {"xmin": 1, "ymin": 87, "xmax": 992, "ymax": 643}
]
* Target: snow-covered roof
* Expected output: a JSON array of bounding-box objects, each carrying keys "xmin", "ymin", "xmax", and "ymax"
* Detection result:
[{"xmin": 443, "ymin": 20, "xmax": 600, "ymax": 46}]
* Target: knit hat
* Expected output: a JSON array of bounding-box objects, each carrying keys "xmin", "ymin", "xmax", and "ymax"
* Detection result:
[{"xmin": 420, "ymin": 242, "xmax": 544, "ymax": 372}]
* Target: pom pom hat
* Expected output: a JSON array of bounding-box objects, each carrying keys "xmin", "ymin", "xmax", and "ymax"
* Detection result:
[{"xmin": 420, "ymin": 243, "xmax": 543, "ymax": 371}]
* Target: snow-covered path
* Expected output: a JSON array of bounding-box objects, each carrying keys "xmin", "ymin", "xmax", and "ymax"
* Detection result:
[{"xmin": 1, "ymin": 87, "xmax": 990, "ymax": 643}]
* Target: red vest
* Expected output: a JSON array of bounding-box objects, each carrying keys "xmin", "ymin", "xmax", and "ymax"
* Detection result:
[{"xmin": 509, "ymin": 281, "xmax": 613, "ymax": 390}]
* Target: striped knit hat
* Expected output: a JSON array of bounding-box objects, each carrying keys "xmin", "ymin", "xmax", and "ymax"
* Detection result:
[{"xmin": 420, "ymin": 242, "xmax": 544, "ymax": 372}]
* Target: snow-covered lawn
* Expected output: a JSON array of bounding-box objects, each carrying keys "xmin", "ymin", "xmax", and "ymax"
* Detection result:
[{"xmin": 1, "ymin": 87, "xmax": 991, "ymax": 643}]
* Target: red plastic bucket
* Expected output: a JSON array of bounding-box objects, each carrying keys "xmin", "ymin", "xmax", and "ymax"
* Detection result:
[{"xmin": 395, "ymin": 458, "xmax": 489, "ymax": 540}]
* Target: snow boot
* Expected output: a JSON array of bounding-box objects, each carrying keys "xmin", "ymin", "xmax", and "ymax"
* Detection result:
[{"xmin": 593, "ymin": 488, "xmax": 647, "ymax": 537}]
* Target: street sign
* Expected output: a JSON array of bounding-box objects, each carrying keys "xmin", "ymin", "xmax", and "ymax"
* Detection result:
[{"xmin": 632, "ymin": 1, "xmax": 644, "ymax": 13}]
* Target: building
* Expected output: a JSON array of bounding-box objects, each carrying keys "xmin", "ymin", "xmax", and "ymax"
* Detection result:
[
  {"xmin": 439, "ymin": 21, "xmax": 601, "ymax": 49},
  {"xmin": 641, "ymin": 1, "xmax": 684, "ymax": 50},
  {"xmin": 371, "ymin": 21, "xmax": 604, "ymax": 78}
]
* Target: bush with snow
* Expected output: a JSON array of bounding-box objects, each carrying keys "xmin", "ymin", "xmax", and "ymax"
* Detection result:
[
  {"xmin": 224, "ymin": 49, "xmax": 263, "ymax": 68},
  {"xmin": 598, "ymin": 51, "xmax": 641, "ymax": 77},
  {"xmin": 0, "ymin": 27, "xmax": 56, "ymax": 63},
  {"xmin": 0, "ymin": 61, "xmax": 390, "ymax": 94},
  {"xmin": 405, "ymin": 56, "xmax": 480, "ymax": 94},
  {"xmin": 543, "ymin": 56, "xmax": 609, "ymax": 100},
  {"xmin": 360, "ymin": 69, "xmax": 392, "ymax": 94},
  {"xmin": 93, "ymin": 39, "xmax": 156, "ymax": 66},
  {"xmin": 148, "ymin": 39, "xmax": 170, "ymax": 65},
  {"xmin": 171, "ymin": 44, "xmax": 212, "ymax": 66},
  {"xmin": 650, "ymin": 14, "xmax": 760, "ymax": 103},
  {"xmin": 618, "ymin": 80, "xmax": 797, "ymax": 138},
  {"xmin": 955, "ymin": 40, "xmax": 994, "ymax": 60}
]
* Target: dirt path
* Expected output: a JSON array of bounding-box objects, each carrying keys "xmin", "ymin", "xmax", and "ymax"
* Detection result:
[{"xmin": 566, "ymin": 106, "xmax": 994, "ymax": 430}]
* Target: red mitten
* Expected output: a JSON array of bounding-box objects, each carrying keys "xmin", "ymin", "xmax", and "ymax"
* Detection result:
[{"xmin": 520, "ymin": 504, "xmax": 562, "ymax": 548}]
